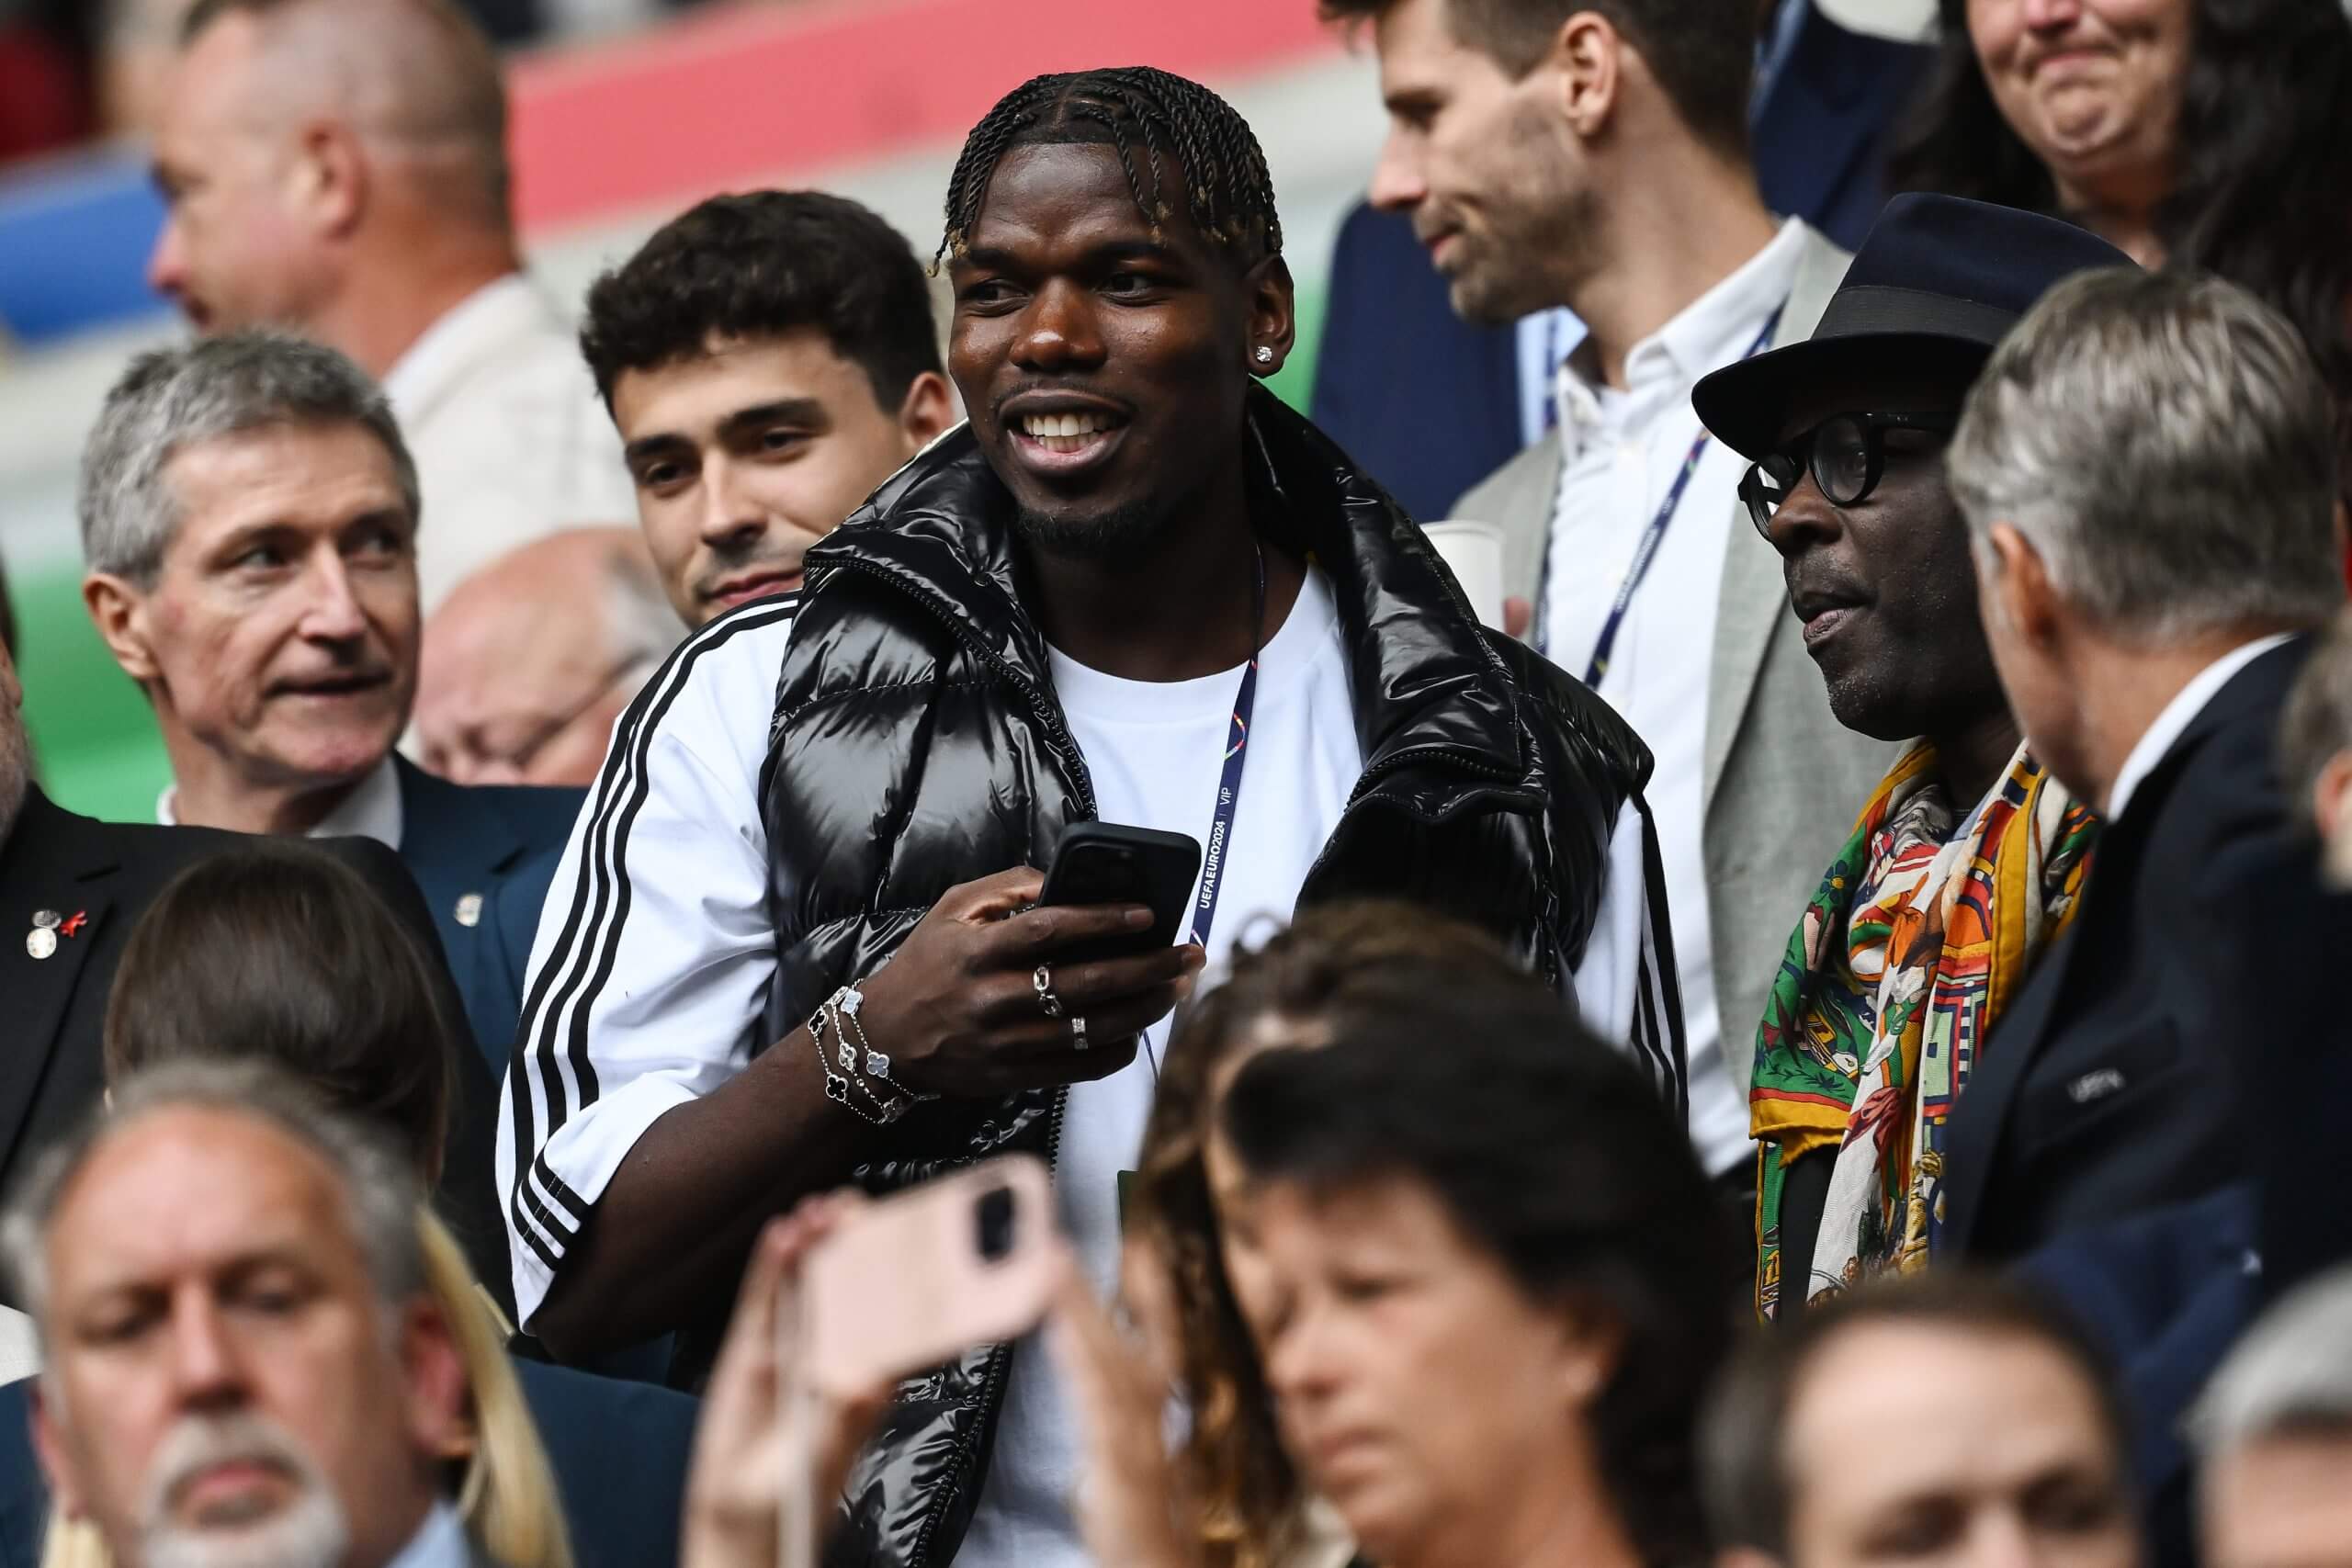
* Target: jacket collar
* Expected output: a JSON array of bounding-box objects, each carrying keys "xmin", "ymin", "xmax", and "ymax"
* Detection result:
[
  {"xmin": 807, "ymin": 386, "xmax": 1536, "ymax": 793},
  {"xmin": 392, "ymin": 756, "xmax": 534, "ymax": 880}
]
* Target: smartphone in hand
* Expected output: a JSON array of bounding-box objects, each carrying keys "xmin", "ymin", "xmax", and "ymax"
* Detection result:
[{"xmin": 1036, "ymin": 821, "xmax": 1203, "ymax": 965}]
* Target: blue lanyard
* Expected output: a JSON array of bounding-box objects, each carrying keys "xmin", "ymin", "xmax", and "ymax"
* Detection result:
[
  {"xmin": 1187, "ymin": 544, "xmax": 1267, "ymax": 953},
  {"xmin": 1537, "ymin": 306, "xmax": 1784, "ymax": 685}
]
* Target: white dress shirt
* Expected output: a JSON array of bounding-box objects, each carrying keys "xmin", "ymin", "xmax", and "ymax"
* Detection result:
[
  {"xmin": 383, "ymin": 275, "xmax": 638, "ymax": 614},
  {"xmin": 2106, "ymin": 634, "xmax": 2298, "ymax": 819},
  {"xmin": 156, "ymin": 756, "xmax": 404, "ymax": 850},
  {"xmin": 384, "ymin": 1500, "xmax": 470, "ymax": 1568},
  {"xmin": 1541, "ymin": 215, "xmax": 1808, "ymax": 1176}
]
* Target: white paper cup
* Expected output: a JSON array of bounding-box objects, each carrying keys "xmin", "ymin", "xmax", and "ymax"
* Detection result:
[{"xmin": 1422, "ymin": 520, "xmax": 1508, "ymax": 630}]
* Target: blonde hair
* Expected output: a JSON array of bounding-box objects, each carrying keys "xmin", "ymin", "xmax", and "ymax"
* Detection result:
[{"xmin": 39, "ymin": 1211, "xmax": 573, "ymax": 1568}]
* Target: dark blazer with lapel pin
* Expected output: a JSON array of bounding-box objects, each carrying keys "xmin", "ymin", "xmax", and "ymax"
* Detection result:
[
  {"xmin": 1943, "ymin": 639, "xmax": 2312, "ymax": 1263},
  {"xmin": 392, "ymin": 757, "xmax": 579, "ymax": 1074},
  {"xmin": 0, "ymin": 786, "xmax": 511, "ymax": 1314}
]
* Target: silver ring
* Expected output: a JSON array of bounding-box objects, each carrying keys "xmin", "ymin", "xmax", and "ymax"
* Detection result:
[
  {"xmin": 1070, "ymin": 1015, "xmax": 1090, "ymax": 1050},
  {"xmin": 1033, "ymin": 964, "xmax": 1064, "ymax": 1020}
]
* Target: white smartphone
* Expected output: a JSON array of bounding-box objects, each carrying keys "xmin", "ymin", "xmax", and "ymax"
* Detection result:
[{"xmin": 802, "ymin": 1154, "xmax": 1060, "ymax": 1396}]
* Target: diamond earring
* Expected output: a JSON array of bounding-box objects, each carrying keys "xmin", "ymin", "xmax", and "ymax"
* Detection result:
[{"xmin": 1254, "ymin": 346, "xmax": 1275, "ymax": 366}]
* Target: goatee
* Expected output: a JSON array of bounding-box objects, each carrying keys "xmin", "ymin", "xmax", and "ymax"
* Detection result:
[{"xmin": 1011, "ymin": 498, "xmax": 1172, "ymax": 564}]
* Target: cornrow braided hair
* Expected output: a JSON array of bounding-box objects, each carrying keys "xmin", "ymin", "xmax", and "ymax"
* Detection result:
[{"xmin": 937, "ymin": 66, "xmax": 1283, "ymax": 271}]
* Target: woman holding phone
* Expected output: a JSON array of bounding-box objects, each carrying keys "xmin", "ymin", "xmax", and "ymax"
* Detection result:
[{"xmin": 686, "ymin": 905, "xmax": 1736, "ymax": 1568}]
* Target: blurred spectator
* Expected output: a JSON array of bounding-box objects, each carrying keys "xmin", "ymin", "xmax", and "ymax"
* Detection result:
[
  {"xmin": 0, "ymin": 623, "xmax": 488, "ymax": 1258},
  {"xmin": 2193, "ymin": 1267, "xmax": 2352, "ymax": 1568},
  {"xmin": 1337, "ymin": 0, "xmax": 1887, "ymax": 1190},
  {"xmin": 0, "ymin": 1061, "xmax": 490, "ymax": 1568},
  {"xmin": 1057, "ymin": 909, "xmax": 1735, "ymax": 1568},
  {"xmin": 2279, "ymin": 605, "xmax": 2352, "ymax": 888},
  {"xmin": 0, "ymin": 547, "xmax": 15, "ymax": 660},
  {"xmin": 1942, "ymin": 271, "xmax": 2342, "ymax": 1258},
  {"xmin": 673, "ymin": 1195, "xmax": 890, "ymax": 1568},
  {"xmin": 96, "ymin": 840, "xmax": 508, "ymax": 1292},
  {"xmin": 75, "ymin": 332, "xmax": 581, "ymax": 1069},
  {"xmin": 415, "ymin": 527, "xmax": 674, "ymax": 785},
  {"xmin": 147, "ymin": 0, "xmax": 635, "ymax": 612},
  {"xmin": 1100, "ymin": 904, "xmax": 1637, "ymax": 1568},
  {"xmin": 1889, "ymin": 0, "xmax": 2352, "ymax": 514},
  {"xmin": 1690, "ymin": 194, "xmax": 2123, "ymax": 1315},
  {"xmin": 1701, "ymin": 1274, "xmax": 2143, "ymax": 1568},
  {"xmin": 578, "ymin": 191, "xmax": 954, "ymax": 628},
  {"xmin": 0, "ymin": 838, "xmax": 699, "ymax": 1568}
]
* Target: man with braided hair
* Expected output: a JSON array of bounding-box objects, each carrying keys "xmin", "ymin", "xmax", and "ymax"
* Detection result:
[{"xmin": 502, "ymin": 66, "xmax": 1680, "ymax": 1568}]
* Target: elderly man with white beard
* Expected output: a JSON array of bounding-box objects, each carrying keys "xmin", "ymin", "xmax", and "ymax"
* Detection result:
[{"xmin": 0, "ymin": 1060, "xmax": 502, "ymax": 1568}]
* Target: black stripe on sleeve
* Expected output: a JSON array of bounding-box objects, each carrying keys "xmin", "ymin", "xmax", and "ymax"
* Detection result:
[{"xmin": 505, "ymin": 594, "xmax": 799, "ymax": 1266}]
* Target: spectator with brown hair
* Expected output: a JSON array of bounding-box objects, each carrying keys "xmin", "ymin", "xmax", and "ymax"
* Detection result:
[
  {"xmin": 576, "ymin": 191, "xmax": 955, "ymax": 630},
  {"xmin": 1048, "ymin": 903, "xmax": 1736, "ymax": 1568},
  {"xmin": 1701, "ymin": 1273, "xmax": 2143, "ymax": 1568}
]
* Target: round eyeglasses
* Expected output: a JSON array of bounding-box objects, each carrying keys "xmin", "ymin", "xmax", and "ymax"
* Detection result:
[{"xmin": 1738, "ymin": 411, "xmax": 1959, "ymax": 539}]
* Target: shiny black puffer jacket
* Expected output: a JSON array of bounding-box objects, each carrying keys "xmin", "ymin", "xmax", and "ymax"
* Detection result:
[{"xmin": 763, "ymin": 388, "xmax": 1657, "ymax": 1568}]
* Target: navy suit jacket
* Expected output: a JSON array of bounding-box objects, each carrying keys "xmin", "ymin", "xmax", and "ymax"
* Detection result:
[
  {"xmin": 1752, "ymin": 3, "xmax": 1935, "ymax": 252},
  {"xmin": 392, "ymin": 758, "xmax": 578, "ymax": 1074},
  {"xmin": 0, "ymin": 1362, "xmax": 696, "ymax": 1568},
  {"xmin": 1945, "ymin": 642, "xmax": 2311, "ymax": 1263}
]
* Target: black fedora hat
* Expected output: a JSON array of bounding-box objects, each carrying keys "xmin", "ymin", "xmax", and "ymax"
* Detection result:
[{"xmin": 1693, "ymin": 193, "xmax": 2137, "ymax": 460}]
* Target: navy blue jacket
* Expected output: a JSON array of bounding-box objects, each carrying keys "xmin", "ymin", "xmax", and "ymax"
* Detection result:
[
  {"xmin": 393, "ymin": 758, "xmax": 578, "ymax": 1074},
  {"xmin": 0, "ymin": 1363, "xmax": 697, "ymax": 1568}
]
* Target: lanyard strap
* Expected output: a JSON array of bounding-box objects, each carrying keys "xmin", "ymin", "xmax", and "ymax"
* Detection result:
[
  {"xmin": 1536, "ymin": 305, "xmax": 1785, "ymax": 683},
  {"xmin": 1187, "ymin": 544, "xmax": 1268, "ymax": 953}
]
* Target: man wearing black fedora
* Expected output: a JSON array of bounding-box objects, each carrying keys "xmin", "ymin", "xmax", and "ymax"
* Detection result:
[{"xmin": 1688, "ymin": 193, "xmax": 2133, "ymax": 1319}]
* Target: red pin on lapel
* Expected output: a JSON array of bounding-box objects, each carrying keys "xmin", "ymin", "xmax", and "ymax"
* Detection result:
[{"xmin": 59, "ymin": 911, "xmax": 87, "ymax": 939}]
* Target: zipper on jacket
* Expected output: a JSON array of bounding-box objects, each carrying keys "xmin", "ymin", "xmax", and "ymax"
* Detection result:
[
  {"xmin": 907, "ymin": 1082, "xmax": 1069, "ymax": 1568},
  {"xmin": 825, "ymin": 554, "xmax": 1087, "ymax": 1568}
]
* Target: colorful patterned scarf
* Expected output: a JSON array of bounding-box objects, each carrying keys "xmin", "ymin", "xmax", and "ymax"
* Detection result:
[{"xmin": 1751, "ymin": 740, "xmax": 2098, "ymax": 1318}]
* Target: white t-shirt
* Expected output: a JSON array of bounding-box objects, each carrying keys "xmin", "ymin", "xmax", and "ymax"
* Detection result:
[
  {"xmin": 1541, "ymin": 217, "xmax": 1808, "ymax": 1177},
  {"xmin": 499, "ymin": 568, "xmax": 1668, "ymax": 1568},
  {"xmin": 959, "ymin": 570, "xmax": 1362, "ymax": 1568}
]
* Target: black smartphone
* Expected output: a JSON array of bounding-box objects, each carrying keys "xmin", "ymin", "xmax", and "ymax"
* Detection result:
[{"xmin": 1035, "ymin": 821, "xmax": 1204, "ymax": 964}]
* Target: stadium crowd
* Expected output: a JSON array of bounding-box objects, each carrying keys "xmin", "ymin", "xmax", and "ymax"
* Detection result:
[{"xmin": 3, "ymin": 1, "xmax": 2352, "ymax": 1567}]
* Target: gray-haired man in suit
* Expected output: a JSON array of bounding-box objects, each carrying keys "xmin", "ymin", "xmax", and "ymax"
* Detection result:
[{"xmin": 1335, "ymin": 0, "xmax": 1890, "ymax": 1180}]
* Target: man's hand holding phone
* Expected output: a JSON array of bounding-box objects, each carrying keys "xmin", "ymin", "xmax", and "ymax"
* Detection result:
[{"xmin": 850, "ymin": 864, "xmax": 1204, "ymax": 1100}]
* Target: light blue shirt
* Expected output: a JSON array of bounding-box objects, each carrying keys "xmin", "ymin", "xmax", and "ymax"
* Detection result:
[{"xmin": 385, "ymin": 1501, "xmax": 471, "ymax": 1568}]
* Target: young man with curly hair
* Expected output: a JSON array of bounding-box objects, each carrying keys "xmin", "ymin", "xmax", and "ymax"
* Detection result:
[{"xmin": 579, "ymin": 191, "xmax": 956, "ymax": 628}]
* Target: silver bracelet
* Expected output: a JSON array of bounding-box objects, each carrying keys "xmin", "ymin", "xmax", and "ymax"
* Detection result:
[{"xmin": 808, "ymin": 996, "xmax": 910, "ymax": 1126}]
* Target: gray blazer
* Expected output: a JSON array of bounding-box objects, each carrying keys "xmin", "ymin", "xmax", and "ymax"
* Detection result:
[{"xmin": 1454, "ymin": 223, "xmax": 1894, "ymax": 1095}]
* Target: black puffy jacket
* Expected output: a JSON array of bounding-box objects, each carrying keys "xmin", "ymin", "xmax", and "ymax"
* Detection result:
[{"xmin": 763, "ymin": 388, "xmax": 1668, "ymax": 1568}]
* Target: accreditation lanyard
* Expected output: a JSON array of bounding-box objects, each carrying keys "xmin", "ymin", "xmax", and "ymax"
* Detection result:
[
  {"xmin": 1537, "ymin": 306, "xmax": 1785, "ymax": 687},
  {"xmin": 1187, "ymin": 544, "xmax": 1268, "ymax": 953}
]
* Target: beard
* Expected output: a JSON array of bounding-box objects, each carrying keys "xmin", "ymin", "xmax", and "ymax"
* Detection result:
[
  {"xmin": 1011, "ymin": 495, "xmax": 1176, "ymax": 565},
  {"xmin": 134, "ymin": 1411, "xmax": 352, "ymax": 1568},
  {"xmin": 1430, "ymin": 98, "xmax": 1600, "ymax": 325}
]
